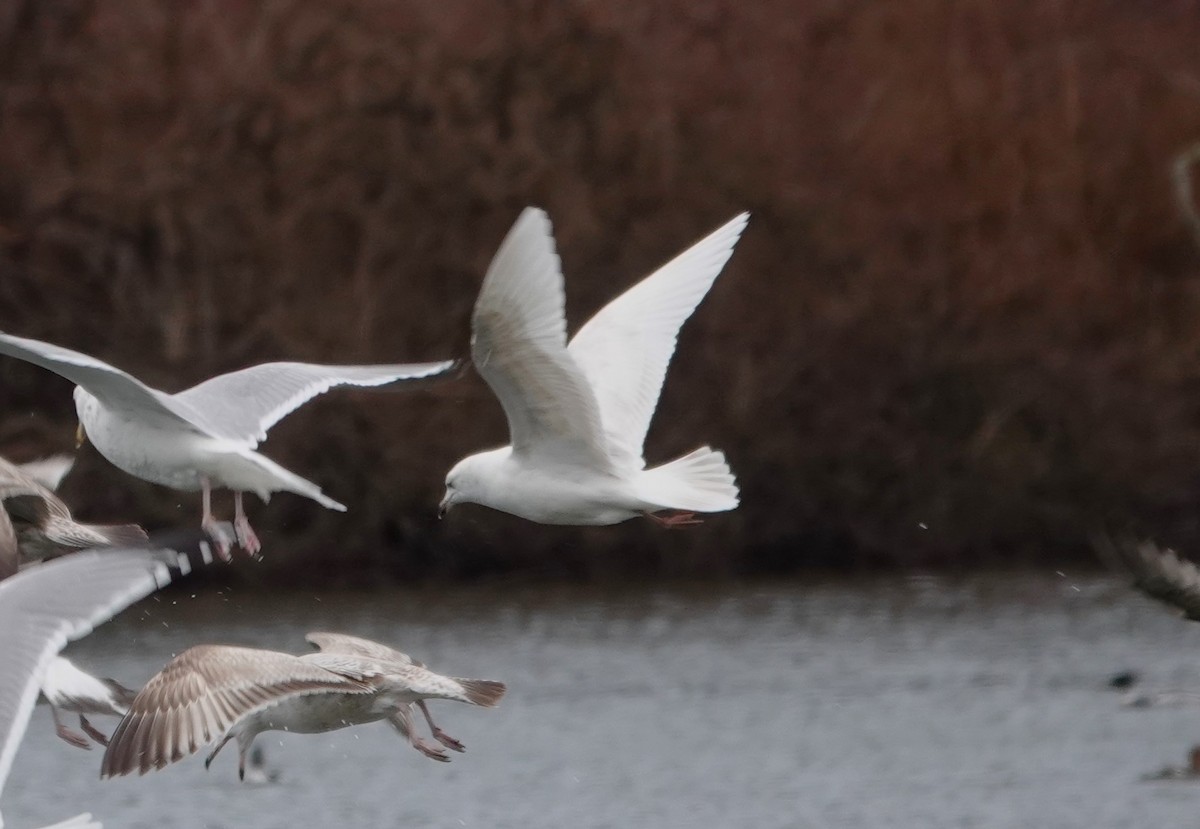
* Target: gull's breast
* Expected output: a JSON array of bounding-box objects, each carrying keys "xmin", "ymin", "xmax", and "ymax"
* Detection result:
[
  {"xmin": 81, "ymin": 405, "xmax": 214, "ymax": 490},
  {"xmin": 486, "ymin": 459, "xmax": 640, "ymax": 525},
  {"xmin": 246, "ymin": 690, "xmax": 385, "ymax": 735}
]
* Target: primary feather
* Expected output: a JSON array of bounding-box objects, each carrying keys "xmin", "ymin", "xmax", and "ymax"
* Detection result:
[
  {"xmin": 569, "ymin": 212, "xmax": 749, "ymax": 469},
  {"xmin": 471, "ymin": 208, "xmax": 611, "ymax": 471},
  {"xmin": 0, "ymin": 542, "xmax": 211, "ymax": 826}
]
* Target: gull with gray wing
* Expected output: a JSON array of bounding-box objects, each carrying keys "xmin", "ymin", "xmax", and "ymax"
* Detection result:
[
  {"xmin": 0, "ymin": 333, "xmax": 459, "ymax": 558},
  {"xmin": 440, "ymin": 208, "xmax": 745, "ymax": 526}
]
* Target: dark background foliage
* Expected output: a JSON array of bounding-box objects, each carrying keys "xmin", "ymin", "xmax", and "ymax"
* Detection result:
[{"xmin": 3, "ymin": 0, "xmax": 1200, "ymax": 583}]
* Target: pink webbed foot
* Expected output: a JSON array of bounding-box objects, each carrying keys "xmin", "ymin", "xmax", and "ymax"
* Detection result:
[
  {"xmin": 645, "ymin": 510, "xmax": 703, "ymax": 528},
  {"xmin": 200, "ymin": 477, "xmax": 235, "ymax": 561},
  {"xmin": 201, "ymin": 517, "xmax": 236, "ymax": 562},
  {"xmin": 54, "ymin": 717, "xmax": 91, "ymax": 750},
  {"xmin": 234, "ymin": 516, "xmax": 261, "ymax": 557},
  {"xmin": 233, "ymin": 492, "xmax": 262, "ymax": 558},
  {"xmin": 417, "ymin": 701, "xmax": 465, "ymax": 752},
  {"xmin": 430, "ymin": 725, "xmax": 465, "ymax": 753},
  {"xmin": 412, "ymin": 736, "xmax": 451, "ymax": 763}
]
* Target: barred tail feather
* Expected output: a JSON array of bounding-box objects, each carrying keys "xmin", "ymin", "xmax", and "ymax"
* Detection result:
[
  {"xmin": 238, "ymin": 451, "xmax": 348, "ymax": 512},
  {"xmin": 455, "ymin": 678, "xmax": 506, "ymax": 707}
]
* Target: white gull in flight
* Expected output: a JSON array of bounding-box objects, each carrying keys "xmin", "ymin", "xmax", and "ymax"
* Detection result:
[
  {"xmin": 440, "ymin": 208, "xmax": 745, "ymax": 526},
  {"xmin": 0, "ymin": 333, "xmax": 459, "ymax": 558}
]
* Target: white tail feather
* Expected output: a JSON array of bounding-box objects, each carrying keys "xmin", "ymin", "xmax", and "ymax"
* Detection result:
[
  {"xmin": 239, "ymin": 452, "xmax": 347, "ymax": 511},
  {"xmin": 636, "ymin": 446, "xmax": 739, "ymax": 513}
]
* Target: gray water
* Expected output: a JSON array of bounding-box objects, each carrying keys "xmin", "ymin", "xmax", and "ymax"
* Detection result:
[{"xmin": 7, "ymin": 572, "xmax": 1200, "ymax": 828}]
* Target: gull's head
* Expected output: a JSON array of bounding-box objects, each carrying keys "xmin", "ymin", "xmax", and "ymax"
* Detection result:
[{"xmin": 439, "ymin": 450, "xmax": 506, "ymax": 518}]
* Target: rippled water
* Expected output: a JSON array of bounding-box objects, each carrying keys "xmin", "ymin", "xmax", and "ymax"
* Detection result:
[{"xmin": 7, "ymin": 572, "xmax": 1200, "ymax": 828}]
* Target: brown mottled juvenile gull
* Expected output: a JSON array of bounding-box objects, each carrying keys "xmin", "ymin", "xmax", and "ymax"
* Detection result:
[
  {"xmin": 439, "ymin": 208, "xmax": 745, "ymax": 526},
  {"xmin": 0, "ymin": 540, "xmax": 213, "ymax": 828},
  {"xmin": 0, "ymin": 455, "xmax": 146, "ymax": 579},
  {"xmin": 100, "ymin": 633, "xmax": 506, "ymax": 780},
  {"xmin": 0, "ymin": 331, "xmax": 459, "ymax": 559}
]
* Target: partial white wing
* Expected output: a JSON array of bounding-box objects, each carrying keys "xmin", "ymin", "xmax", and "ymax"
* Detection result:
[
  {"xmin": 171, "ymin": 359, "xmax": 461, "ymax": 445},
  {"xmin": 568, "ymin": 213, "xmax": 749, "ymax": 469},
  {"xmin": 472, "ymin": 209, "xmax": 611, "ymax": 471},
  {"xmin": 0, "ymin": 545, "xmax": 207, "ymax": 801},
  {"xmin": 0, "ymin": 333, "xmax": 195, "ymax": 432},
  {"xmin": 16, "ymin": 456, "xmax": 75, "ymax": 493}
]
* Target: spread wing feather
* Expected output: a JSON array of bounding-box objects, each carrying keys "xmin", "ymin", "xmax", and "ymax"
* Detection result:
[
  {"xmin": 568, "ymin": 213, "xmax": 748, "ymax": 469},
  {"xmin": 471, "ymin": 209, "xmax": 612, "ymax": 471},
  {"xmin": 100, "ymin": 645, "xmax": 373, "ymax": 777}
]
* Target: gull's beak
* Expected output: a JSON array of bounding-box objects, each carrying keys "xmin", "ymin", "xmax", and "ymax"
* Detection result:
[
  {"xmin": 75, "ymin": 422, "xmax": 86, "ymax": 449},
  {"xmin": 438, "ymin": 495, "xmax": 451, "ymax": 520}
]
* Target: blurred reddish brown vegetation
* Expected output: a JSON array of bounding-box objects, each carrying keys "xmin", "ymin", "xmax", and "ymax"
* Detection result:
[{"xmin": 3, "ymin": 0, "xmax": 1200, "ymax": 583}]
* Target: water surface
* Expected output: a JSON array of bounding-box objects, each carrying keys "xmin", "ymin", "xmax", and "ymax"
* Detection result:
[{"xmin": 8, "ymin": 572, "xmax": 1200, "ymax": 828}]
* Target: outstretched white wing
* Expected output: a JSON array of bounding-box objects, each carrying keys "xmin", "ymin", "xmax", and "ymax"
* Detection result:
[
  {"xmin": 172, "ymin": 359, "xmax": 460, "ymax": 445},
  {"xmin": 0, "ymin": 331, "xmax": 460, "ymax": 447},
  {"xmin": 0, "ymin": 545, "xmax": 207, "ymax": 804},
  {"xmin": 0, "ymin": 333, "xmax": 196, "ymax": 433},
  {"xmin": 568, "ymin": 213, "xmax": 748, "ymax": 470},
  {"xmin": 471, "ymin": 208, "xmax": 611, "ymax": 471}
]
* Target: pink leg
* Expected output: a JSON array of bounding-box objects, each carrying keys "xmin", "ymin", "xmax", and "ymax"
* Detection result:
[
  {"xmin": 52, "ymin": 707, "xmax": 91, "ymax": 750},
  {"xmin": 644, "ymin": 510, "xmax": 703, "ymax": 528},
  {"xmin": 200, "ymin": 477, "xmax": 235, "ymax": 561},
  {"xmin": 233, "ymin": 492, "xmax": 262, "ymax": 557},
  {"xmin": 79, "ymin": 715, "xmax": 110, "ymax": 747},
  {"xmin": 417, "ymin": 700, "xmax": 465, "ymax": 752},
  {"xmin": 389, "ymin": 706, "xmax": 450, "ymax": 762}
]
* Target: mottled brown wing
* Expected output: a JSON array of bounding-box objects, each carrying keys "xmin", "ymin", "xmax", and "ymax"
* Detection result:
[
  {"xmin": 1095, "ymin": 535, "xmax": 1200, "ymax": 621},
  {"xmin": 0, "ymin": 456, "xmax": 67, "ymax": 525},
  {"xmin": 100, "ymin": 645, "xmax": 373, "ymax": 777}
]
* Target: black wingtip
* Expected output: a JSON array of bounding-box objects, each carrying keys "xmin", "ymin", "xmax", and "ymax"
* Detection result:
[{"xmin": 129, "ymin": 524, "xmax": 229, "ymax": 581}]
